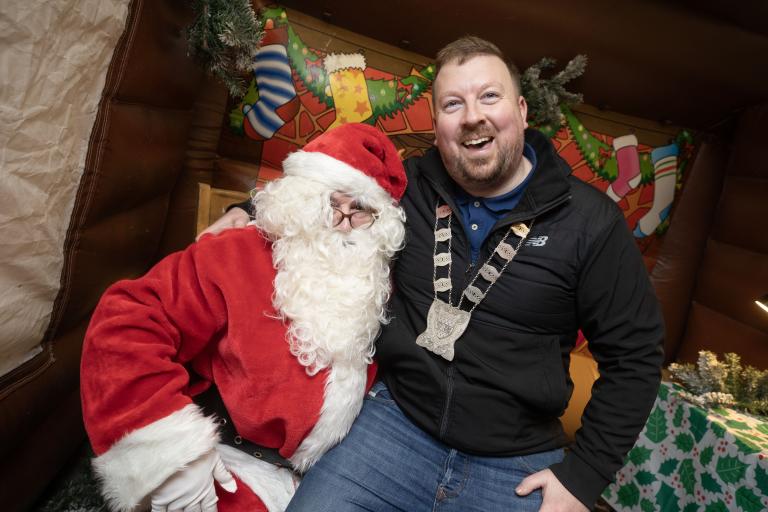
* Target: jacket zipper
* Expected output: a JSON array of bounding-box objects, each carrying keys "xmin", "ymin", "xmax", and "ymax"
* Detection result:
[
  {"xmin": 439, "ymin": 365, "xmax": 455, "ymax": 438},
  {"xmin": 425, "ymin": 179, "xmax": 572, "ymax": 440}
]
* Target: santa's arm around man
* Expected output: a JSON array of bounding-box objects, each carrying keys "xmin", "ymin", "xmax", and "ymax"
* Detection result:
[{"xmin": 80, "ymin": 123, "xmax": 407, "ymax": 512}]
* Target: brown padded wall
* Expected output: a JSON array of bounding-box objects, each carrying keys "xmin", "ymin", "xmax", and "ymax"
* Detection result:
[
  {"xmin": 650, "ymin": 141, "xmax": 729, "ymax": 364},
  {"xmin": 0, "ymin": 1, "xmax": 203, "ymax": 510},
  {"xmin": 109, "ymin": 2, "xmax": 201, "ymax": 109},
  {"xmin": 0, "ymin": 322, "xmax": 86, "ymax": 469},
  {"xmin": 56, "ymin": 197, "xmax": 172, "ymax": 335},
  {"xmin": 722, "ymin": 106, "xmax": 768, "ymax": 181},
  {"xmin": 48, "ymin": 0, "xmax": 201, "ymax": 367},
  {"xmin": 677, "ymin": 303, "xmax": 768, "ymax": 365},
  {"xmin": 83, "ymin": 102, "xmax": 195, "ymax": 221},
  {"xmin": 54, "ymin": 103, "xmax": 194, "ymax": 335},
  {"xmin": 48, "ymin": 0, "xmax": 201, "ymax": 364},
  {"xmin": 156, "ymin": 76, "xmax": 230, "ymax": 257},
  {"xmin": 0, "ymin": 322, "xmax": 87, "ymax": 495},
  {"xmin": 710, "ymin": 177, "xmax": 768, "ymax": 254},
  {"xmin": 693, "ymin": 240, "xmax": 768, "ymax": 335},
  {"xmin": 677, "ymin": 105, "xmax": 768, "ymax": 367}
]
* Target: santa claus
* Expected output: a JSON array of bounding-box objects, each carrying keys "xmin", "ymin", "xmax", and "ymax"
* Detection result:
[{"xmin": 80, "ymin": 123, "xmax": 407, "ymax": 512}]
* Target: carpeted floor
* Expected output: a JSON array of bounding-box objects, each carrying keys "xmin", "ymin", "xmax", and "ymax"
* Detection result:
[{"xmin": 31, "ymin": 443, "xmax": 106, "ymax": 512}]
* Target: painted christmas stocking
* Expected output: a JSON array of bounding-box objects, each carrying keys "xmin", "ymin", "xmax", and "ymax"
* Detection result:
[
  {"xmin": 324, "ymin": 53, "xmax": 373, "ymax": 129},
  {"xmin": 243, "ymin": 25, "xmax": 297, "ymax": 139},
  {"xmin": 606, "ymin": 134, "xmax": 641, "ymax": 202},
  {"xmin": 634, "ymin": 143, "xmax": 679, "ymax": 237}
]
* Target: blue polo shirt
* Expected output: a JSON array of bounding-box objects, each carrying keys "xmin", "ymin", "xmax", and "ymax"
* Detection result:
[{"xmin": 455, "ymin": 143, "xmax": 537, "ymax": 263}]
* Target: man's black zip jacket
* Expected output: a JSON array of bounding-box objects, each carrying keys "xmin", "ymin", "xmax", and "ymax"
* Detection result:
[{"xmin": 376, "ymin": 129, "xmax": 664, "ymax": 507}]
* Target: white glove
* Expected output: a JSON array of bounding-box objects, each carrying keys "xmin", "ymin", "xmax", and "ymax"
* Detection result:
[{"xmin": 150, "ymin": 449, "xmax": 237, "ymax": 512}]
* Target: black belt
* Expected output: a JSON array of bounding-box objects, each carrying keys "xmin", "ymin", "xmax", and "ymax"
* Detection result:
[{"xmin": 194, "ymin": 386, "xmax": 294, "ymax": 470}]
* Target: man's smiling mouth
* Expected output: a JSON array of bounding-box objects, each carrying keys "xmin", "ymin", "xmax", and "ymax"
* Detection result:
[{"xmin": 462, "ymin": 136, "xmax": 493, "ymax": 149}]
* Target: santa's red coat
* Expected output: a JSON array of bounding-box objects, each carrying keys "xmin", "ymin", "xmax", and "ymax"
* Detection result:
[{"xmin": 81, "ymin": 228, "xmax": 375, "ymax": 512}]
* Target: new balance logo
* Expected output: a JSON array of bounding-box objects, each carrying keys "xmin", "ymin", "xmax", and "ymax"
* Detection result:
[{"xmin": 525, "ymin": 235, "xmax": 549, "ymax": 247}]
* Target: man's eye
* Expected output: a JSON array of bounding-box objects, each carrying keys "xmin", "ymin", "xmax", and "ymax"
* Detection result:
[
  {"xmin": 442, "ymin": 100, "xmax": 460, "ymax": 111},
  {"xmin": 482, "ymin": 91, "xmax": 500, "ymax": 100}
]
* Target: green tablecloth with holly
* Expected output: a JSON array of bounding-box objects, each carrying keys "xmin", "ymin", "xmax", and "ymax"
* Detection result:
[{"xmin": 602, "ymin": 381, "xmax": 768, "ymax": 511}]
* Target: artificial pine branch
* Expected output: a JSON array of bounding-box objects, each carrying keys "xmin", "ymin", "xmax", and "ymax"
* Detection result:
[
  {"xmin": 521, "ymin": 55, "xmax": 587, "ymax": 128},
  {"xmin": 187, "ymin": 0, "xmax": 263, "ymax": 98},
  {"xmin": 669, "ymin": 351, "xmax": 768, "ymax": 417}
]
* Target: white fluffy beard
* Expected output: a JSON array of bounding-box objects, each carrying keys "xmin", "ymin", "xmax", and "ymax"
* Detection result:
[{"xmin": 252, "ymin": 176, "xmax": 405, "ymax": 375}]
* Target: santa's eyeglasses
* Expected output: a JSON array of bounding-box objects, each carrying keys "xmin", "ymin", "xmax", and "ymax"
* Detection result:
[{"xmin": 331, "ymin": 207, "xmax": 379, "ymax": 229}]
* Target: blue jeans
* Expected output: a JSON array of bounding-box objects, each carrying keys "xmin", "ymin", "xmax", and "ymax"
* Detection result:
[{"xmin": 286, "ymin": 381, "xmax": 564, "ymax": 512}]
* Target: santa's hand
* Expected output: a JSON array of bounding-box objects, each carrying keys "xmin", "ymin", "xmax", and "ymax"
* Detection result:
[
  {"xmin": 196, "ymin": 207, "xmax": 250, "ymax": 241},
  {"xmin": 150, "ymin": 449, "xmax": 237, "ymax": 512},
  {"xmin": 515, "ymin": 469, "xmax": 588, "ymax": 512}
]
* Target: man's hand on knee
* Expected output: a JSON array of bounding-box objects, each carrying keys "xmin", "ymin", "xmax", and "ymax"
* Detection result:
[{"xmin": 515, "ymin": 469, "xmax": 589, "ymax": 512}]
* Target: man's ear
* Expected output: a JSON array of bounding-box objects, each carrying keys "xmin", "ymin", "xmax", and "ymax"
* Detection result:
[{"xmin": 518, "ymin": 96, "xmax": 529, "ymax": 129}]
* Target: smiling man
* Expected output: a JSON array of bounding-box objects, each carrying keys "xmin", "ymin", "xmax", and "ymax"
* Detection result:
[
  {"xmin": 289, "ymin": 36, "xmax": 663, "ymax": 512},
  {"xmin": 208, "ymin": 36, "xmax": 664, "ymax": 512}
]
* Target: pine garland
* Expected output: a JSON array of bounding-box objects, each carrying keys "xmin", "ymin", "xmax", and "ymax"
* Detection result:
[
  {"xmin": 221, "ymin": 4, "xmax": 587, "ymax": 135},
  {"xmin": 187, "ymin": 0, "xmax": 263, "ymax": 98},
  {"xmin": 521, "ymin": 55, "xmax": 587, "ymax": 129},
  {"xmin": 669, "ymin": 351, "xmax": 768, "ymax": 417}
]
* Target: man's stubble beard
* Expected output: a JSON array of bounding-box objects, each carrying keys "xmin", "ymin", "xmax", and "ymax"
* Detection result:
[{"xmin": 445, "ymin": 129, "xmax": 525, "ymax": 192}]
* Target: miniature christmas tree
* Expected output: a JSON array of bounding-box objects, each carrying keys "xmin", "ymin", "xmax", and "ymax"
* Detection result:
[{"xmin": 669, "ymin": 351, "xmax": 768, "ymax": 417}]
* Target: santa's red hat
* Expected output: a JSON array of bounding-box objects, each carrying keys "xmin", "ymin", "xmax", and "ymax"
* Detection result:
[{"xmin": 282, "ymin": 123, "xmax": 407, "ymax": 203}]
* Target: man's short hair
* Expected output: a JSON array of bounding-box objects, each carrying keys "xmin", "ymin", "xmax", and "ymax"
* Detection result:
[{"xmin": 434, "ymin": 36, "xmax": 522, "ymax": 96}]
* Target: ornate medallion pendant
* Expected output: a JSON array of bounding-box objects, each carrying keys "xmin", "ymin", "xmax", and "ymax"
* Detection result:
[{"xmin": 415, "ymin": 299, "xmax": 471, "ymax": 361}]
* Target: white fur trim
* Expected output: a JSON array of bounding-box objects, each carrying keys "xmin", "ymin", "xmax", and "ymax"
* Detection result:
[
  {"xmin": 324, "ymin": 53, "xmax": 366, "ymax": 74},
  {"xmin": 612, "ymin": 134, "xmax": 638, "ymax": 151},
  {"xmin": 282, "ymin": 150, "xmax": 394, "ymax": 211},
  {"xmin": 92, "ymin": 404, "xmax": 219, "ymax": 512},
  {"xmin": 289, "ymin": 364, "xmax": 367, "ymax": 472},
  {"xmin": 217, "ymin": 444, "xmax": 298, "ymax": 512}
]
